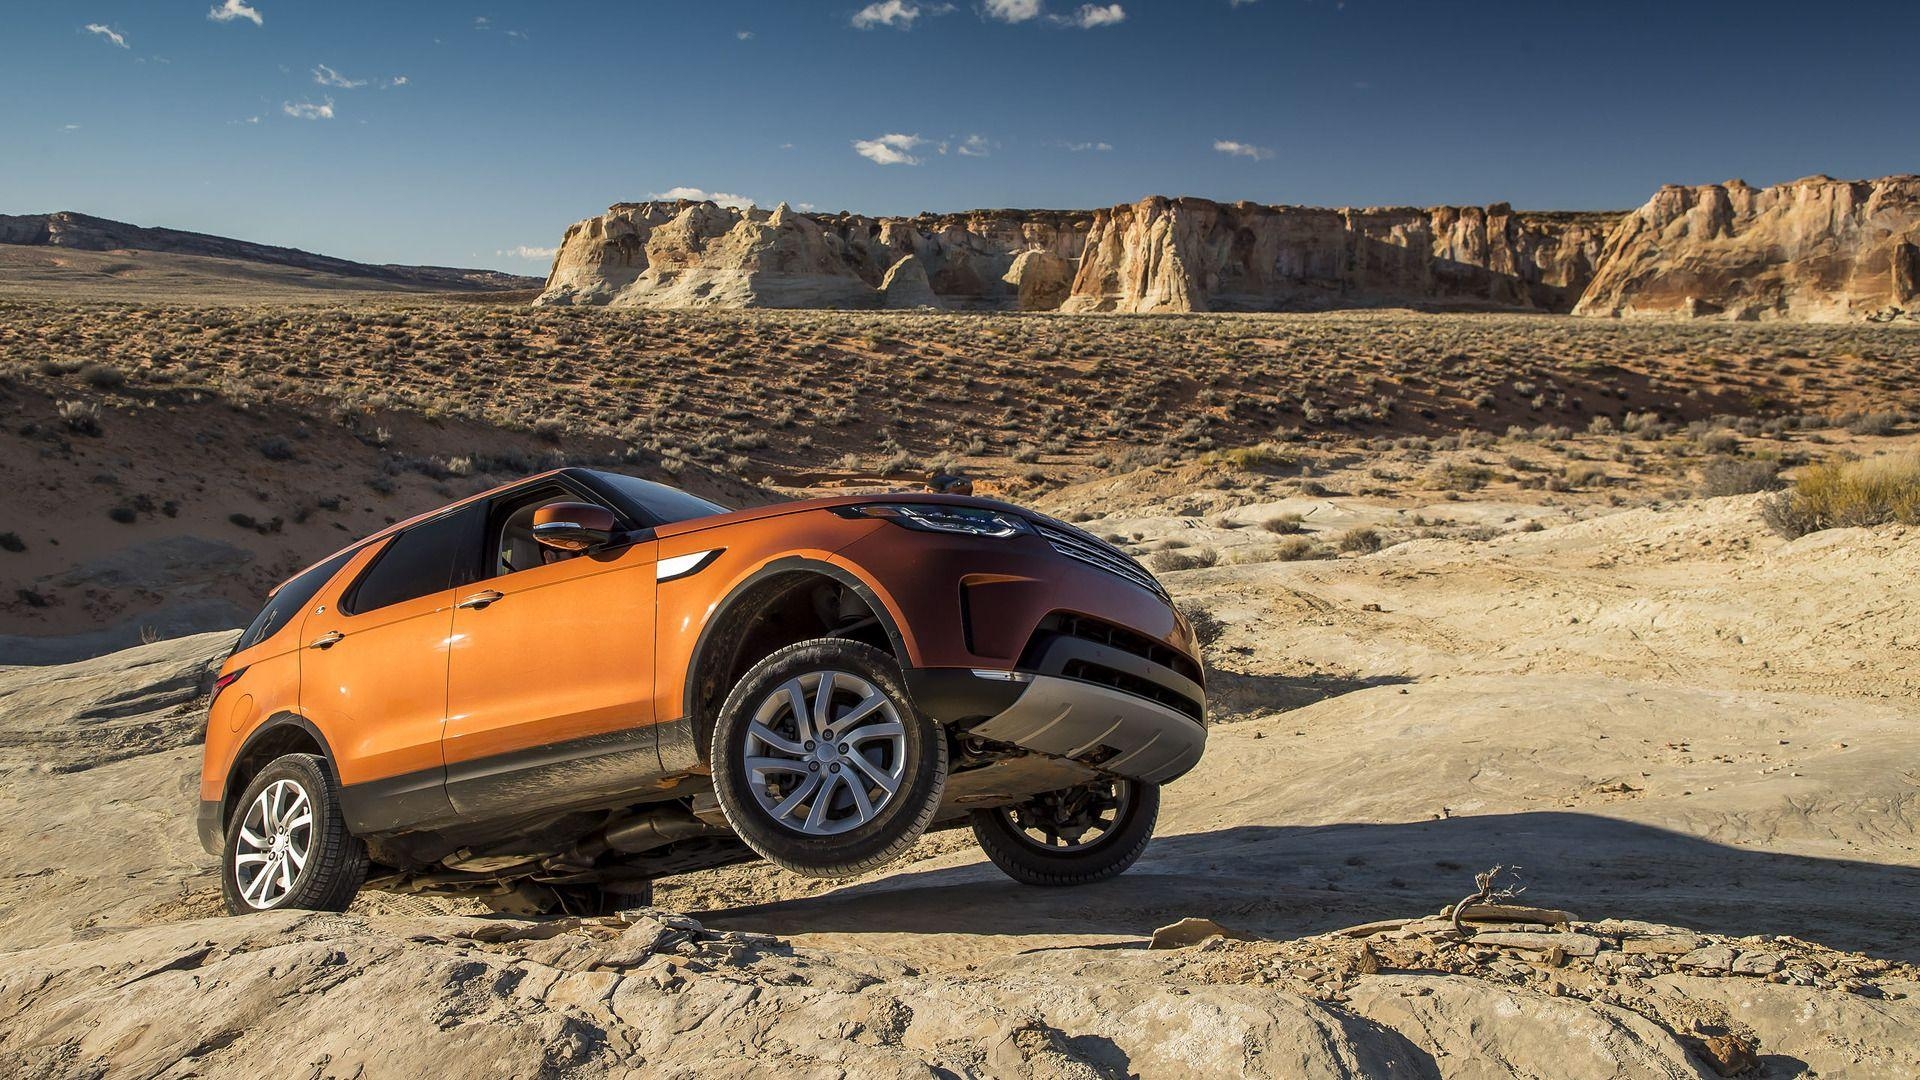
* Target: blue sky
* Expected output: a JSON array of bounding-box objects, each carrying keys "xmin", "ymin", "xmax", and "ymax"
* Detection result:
[{"xmin": 4, "ymin": 0, "xmax": 1916, "ymax": 272}]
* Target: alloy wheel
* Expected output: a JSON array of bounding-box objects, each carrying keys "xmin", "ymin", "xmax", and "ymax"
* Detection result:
[
  {"xmin": 998, "ymin": 780, "xmax": 1133, "ymax": 852},
  {"xmin": 743, "ymin": 669, "xmax": 907, "ymax": 836},
  {"xmin": 232, "ymin": 778, "xmax": 312, "ymax": 909}
]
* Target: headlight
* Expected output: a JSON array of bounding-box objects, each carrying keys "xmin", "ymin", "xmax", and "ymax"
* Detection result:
[{"xmin": 845, "ymin": 503, "xmax": 1033, "ymax": 538}]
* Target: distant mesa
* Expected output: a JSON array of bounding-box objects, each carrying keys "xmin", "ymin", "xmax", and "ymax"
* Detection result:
[
  {"xmin": 539, "ymin": 175, "xmax": 1920, "ymax": 322},
  {"xmin": 0, "ymin": 211, "xmax": 539, "ymax": 293},
  {"xmin": 1572, "ymin": 174, "xmax": 1920, "ymax": 322}
]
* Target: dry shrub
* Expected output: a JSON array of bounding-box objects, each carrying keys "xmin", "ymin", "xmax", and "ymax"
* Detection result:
[
  {"xmin": 1150, "ymin": 547, "xmax": 1219, "ymax": 573},
  {"xmin": 1761, "ymin": 453, "xmax": 1920, "ymax": 538},
  {"xmin": 1697, "ymin": 458, "xmax": 1782, "ymax": 497},
  {"xmin": 1176, "ymin": 600, "xmax": 1224, "ymax": 650},
  {"xmin": 1271, "ymin": 537, "xmax": 1325, "ymax": 562},
  {"xmin": 1338, "ymin": 526, "xmax": 1384, "ymax": 554}
]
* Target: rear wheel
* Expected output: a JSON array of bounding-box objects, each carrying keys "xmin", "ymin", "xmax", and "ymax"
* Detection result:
[
  {"xmin": 221, "ymin": 753, "xmax": 368, "ymax": 915},
  {"xmin": 710, "ymin": 638, "xmax": 946, "ymax": 878},
  {"xmin": 971, "ymin": 779, "xmax": 1159, "ymax": 886}
]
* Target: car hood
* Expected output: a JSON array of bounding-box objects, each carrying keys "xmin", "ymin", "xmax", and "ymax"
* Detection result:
[{"xmin": 651, "ymin": 492, "xmax": 1037, "ymax": 540}]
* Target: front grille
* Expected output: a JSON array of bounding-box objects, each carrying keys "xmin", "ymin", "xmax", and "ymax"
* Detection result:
[
  {"xmin": 1062, "ymin": 659, "xmax": 1205, "ymax": 722},
  {"xmin": 1034, "ymin": 521, "xmax": 1168, "ymax": 599},
  {"xmin": 1046, "ymin": 612, "xmax": 1202, "ymax": 685}
]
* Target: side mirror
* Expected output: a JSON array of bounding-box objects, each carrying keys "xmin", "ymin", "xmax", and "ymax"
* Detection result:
[{"xmin": 532, "ymin": 501, "xmax": 616, "ymax": 552}]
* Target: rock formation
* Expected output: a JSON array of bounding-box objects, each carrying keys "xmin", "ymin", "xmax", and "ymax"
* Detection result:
[
  {"xmin": 540, "ymin": 197, "xmax": 1609, "ymax": 314},
  {"xmin": 540, "ymin": 175, "xmax": 1920, "ymax": 320},
  {"xmin": 0, "ymin": 211, "xmax": 537, "ymax": 291},
  {"xmin": 1573, "ymin": 174, "xmax": 1920, "ymax": 321},
  {"xmin": 1062, "ymin": 197, "xmax": 1614, "ymax": 314},
  {"xmin": 878, "ymin": 254, "xmax": 941, "ymax": 309}
]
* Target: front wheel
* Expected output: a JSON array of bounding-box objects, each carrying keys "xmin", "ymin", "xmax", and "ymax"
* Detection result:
[
  {"xmin": 971, "ymin": 779, "xmax": 1159, "ymax": 886},
  {"xmin": 221, "ymin": 753, "xmax": 368, "ymax": 915},
  {"xmin": 710, "ymin": 638, "xmax": 946, "ymax": 878}
]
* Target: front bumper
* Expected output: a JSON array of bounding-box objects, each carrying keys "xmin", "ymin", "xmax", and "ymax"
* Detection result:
[
  {"xmin": 908, "ymin": 668, "xmax": 1207, "ymax": 785},
  {"xmin": 969, "ymin": 674, "xmax": 1206, "ymax": 784}
]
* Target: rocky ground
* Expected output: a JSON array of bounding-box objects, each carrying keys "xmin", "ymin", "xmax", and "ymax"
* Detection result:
[{"xmin": 2, "ymin": 476, "xmax": 1917, "ymax": 1076}]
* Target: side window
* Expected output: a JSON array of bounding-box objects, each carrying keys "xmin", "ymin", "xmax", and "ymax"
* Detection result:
[
  {"xmin": 233, "ymin": 547, "xmax": 358, "ymax": 654},
  {"xmin": 486, "ymin": 486, "xmax": 617, "ymax": 580},
  {"xmin": 342, "ymin": 504, "xmax": 485, "ymax": 615}
]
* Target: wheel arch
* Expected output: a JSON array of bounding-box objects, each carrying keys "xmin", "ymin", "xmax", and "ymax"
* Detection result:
[
  {"xmin": 682, "ymin": 556, "xmax": 911, "ymax": 757},
  {"xmin": 220, "ymin": 712, "xmax": 339, "ymax": 832}
]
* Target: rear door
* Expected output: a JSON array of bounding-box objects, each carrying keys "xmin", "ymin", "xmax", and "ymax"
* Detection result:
[
  {"xmin": 297, "ymin": 504, "xmax": 484, "ymax": 831},
  {"xmin": 441, "ymin": 482, "xmax": 662, "ymax": 817}
]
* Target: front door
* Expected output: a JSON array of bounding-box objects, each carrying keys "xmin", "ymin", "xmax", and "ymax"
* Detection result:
[
  {"xmin": 298, "ymin": 503, "xmax": 485, "ymax": 832},
  {"xmin": 442, "ymin": 483, "xmax": 662, "ymax": 817}
]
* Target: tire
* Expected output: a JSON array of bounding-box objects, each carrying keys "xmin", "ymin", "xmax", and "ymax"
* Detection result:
[
  {"xmin": 971, "ymin": 780, "xmax": 1159, "ymax": 887},
  {"xmin": 710, "ymin": 638, "xmax": 946, "ymax": 879},
  {"xmin": 221, "ymin": 753, "xmax": 368, "ymax": 915}
]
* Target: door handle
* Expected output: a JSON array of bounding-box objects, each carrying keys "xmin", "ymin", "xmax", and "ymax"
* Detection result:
[
  {"xmin": 308, "ymin": 631, "xmax": 344, "ymax": 650},
  {"xmin": 456, "ymin": 590, "xmax": 505, "ymax": 610}
]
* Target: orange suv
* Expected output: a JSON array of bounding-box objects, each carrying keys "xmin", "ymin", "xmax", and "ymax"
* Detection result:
[{"xmin": 198, "ymin": 469, "xmax": 1206, "ymax": 915}]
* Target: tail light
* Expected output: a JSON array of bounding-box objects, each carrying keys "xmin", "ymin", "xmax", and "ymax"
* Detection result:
[{"xmin": 211, "ymin": 667, "xmax": 247, "ymax": 702}]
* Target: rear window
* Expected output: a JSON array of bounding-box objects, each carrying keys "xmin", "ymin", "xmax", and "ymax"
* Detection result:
[
  {"xmin": 233, "ymin": 548, "xmax": 357, "ymax": 655},
  {"xmin": 342, "ymin": 506, "xmax": 482, "ymax": 615}
]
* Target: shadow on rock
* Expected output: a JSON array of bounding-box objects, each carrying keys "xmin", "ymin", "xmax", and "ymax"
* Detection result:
[{"xmin": 701, "ymin": 812, "xmax": 1920, "ymax": 963}]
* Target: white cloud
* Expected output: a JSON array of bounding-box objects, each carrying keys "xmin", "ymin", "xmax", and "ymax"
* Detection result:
[
  {"xmin": 652, "ymin": 187, "xmax": 756, "ymax": 210},
  {"xmin": 852, "ymin": 1, "xmax": 953, "ymax": 29},
  {"xmin": 982, "ymin": 0, "xmax": 1042, "ymax": 22},
  {"xmin": 1054, "ymin": 3, "xmax": 1125, "ymax": 27},
  {"xmin": 853, "ymin": 132, "xmax": 925, "ymax": 166},
  {"xmin": 955, "ymin": 134, "xmax": 991, "ymax": 157},
  {"xmin": 1213, "ymin": 139, "xmax": 1273, "ymax": 160},
  {"xmin": 282, "ymin": 98, "xmax": 335, "ymax": 120},
  {"xmin": 313, "ymin": 64, "xmax": 367, "ymax": 89},
  {"xmin": 736, "ymin": 29, "xmax": 754, "ymax": 40},
  {"xmin": 497, "ymin": 245, "xmax": 557, "ymax": 260},
  {"xmin": 84, "ymin": 23, "xmax": 128, "ymax": 48},
  {"xmin": 386, "ymin": 75, "xmax": 409, "ymax": 88},
  {"xmin": 1229, "ymin": 0, "xmax": 1257, "ymax": 6},
  {"xmin": 208, "ymin": 0, "xmax": 263, "ymax": 26},
  {"xmin": 473, "ymin": 16, "xmax": 490, "ymax": 28},
  {"xmin": 62, "ymin": 123, "xmax": 82, "ymax": 132},
  {"xmin": 1061, "ymin": 140, "xmax": 1113, "ymax": 152}
]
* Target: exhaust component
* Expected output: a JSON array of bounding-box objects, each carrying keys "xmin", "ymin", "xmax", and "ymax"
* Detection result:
[{"xmin": 603, "ymin": 806, "xmax": 722, "ymax": 854}]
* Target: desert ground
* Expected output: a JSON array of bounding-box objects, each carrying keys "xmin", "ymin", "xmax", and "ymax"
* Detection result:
[{"xmin": 2, "ymin": 297, "xmax": 1918, "ymax": 1076}]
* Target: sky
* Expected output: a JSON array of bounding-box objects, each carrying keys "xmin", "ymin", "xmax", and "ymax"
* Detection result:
[{"xmin": 4, "ymin": 0, "xmax": 1917, "ymax": 273}]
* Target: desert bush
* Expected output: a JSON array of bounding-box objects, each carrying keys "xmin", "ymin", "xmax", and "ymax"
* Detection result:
[
  {"xmin": 1262, "ymin": 513, "xmax": 1306, "ymax": 534},
  {"xmin": 1697, "ymin": 458, "xmax": 1782, "ymax": 497},
  {"xmin": 257, "ymin": 435, "xmax": 296, "ymax": 461},
  {"xmin": 1843, "ymin": 411, "xmax": 1901, "ymax": 437},
  {"xmin": 0, "ymin": 532, "xmax": 23, "ymax": 552},
  {"xmin": 1761, "ymin": 453, "xmax": 1920, "ymax": 538},
  {"xmin": 79, "ymin": 362, "xmax": 126, "ymax": 389},
  {"xmin": 1562, "ymin": 462, "xmax": 1609, "ymax": 488},
  {"xmin": 57, "ymin": 400, "xmax": 102, "ymax": 435},
  {"xmin": 1176, "ymin": 600, "xmax": 1224, "ymax": 650},
  {"xmin": 1149, "ymin": 547, "xmax": 1218, "ymax": 573},
  {"xmin": 1338, "ymin": 527, "xmax": 1384, "ymax": 554},
  {"xmin": 1270, "ymin": 537, "xmax": 1324, "ymax": 561},
  {"xmin": 1213, "ymin": 443, "xmax": 1294, "ymax": 471}
]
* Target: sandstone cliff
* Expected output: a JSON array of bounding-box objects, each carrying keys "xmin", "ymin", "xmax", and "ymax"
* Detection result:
[
  {"xmin": 538, "ymin": 202, "xmax": 1091, "ymax": 311},
  {"xmin": 1572, "ymin": 174, "xmax": 1920, "ymax": 321},
  {"xmin": 538, "ymin": 197, "xmax": 1605, "ymax": 314},
  {"xmin": 1061, "ymin": 197, "xmax": 1613, "ymax": 314},
  {"xmin": 539, "ymin": 176, "xmax": 1920, "ymax": 320}
]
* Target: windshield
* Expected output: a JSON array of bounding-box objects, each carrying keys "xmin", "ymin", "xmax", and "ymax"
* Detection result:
[{"xmin": 584, "ymin": 470, "xmax": 730, "ymax": 526}]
